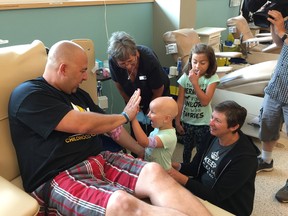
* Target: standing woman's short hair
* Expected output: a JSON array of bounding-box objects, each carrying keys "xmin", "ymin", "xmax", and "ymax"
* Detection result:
[{"xmin": 107, "ymin": 31, "xmax": 137, "ymax": 61}]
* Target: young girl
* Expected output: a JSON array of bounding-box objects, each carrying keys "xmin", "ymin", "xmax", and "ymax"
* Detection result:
[{"xmin": 175, "ymin": 43, "xmax": 220, "ymax": 163}]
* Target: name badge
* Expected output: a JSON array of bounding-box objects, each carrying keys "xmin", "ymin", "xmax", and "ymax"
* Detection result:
[{"xmin": 139, "ymin": 76, "xmax": 147, "ymax": 80}]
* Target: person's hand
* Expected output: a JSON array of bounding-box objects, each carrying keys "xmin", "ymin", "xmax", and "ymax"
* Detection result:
[
  {"xmin": 188, "ymin": 68, "xmax": 200, "ymax": 86},
  {"xmin": 136, "ymin": 147, "xmax": 145, "ymax": 159},
  {"xmin": 172, "ymin": 162, "xmax": 181, "ymax": 170},
  {"xmin": 167, "ymin": 167, "xmax": 179, "ymax": 179},
  {"xmin": 176, "ymin": 122, "xmax": 185, "ymax": 135},
  {"xmin": 268, "ymin": 10, "xmax": 286, "ymax": 37},
  {"xmin": 167, "ymin": 165, "xmax": 189, "ymax": 185},
  {"xmin": 123, "ymin": 89, "xmax": 141, "ymax": 122}
]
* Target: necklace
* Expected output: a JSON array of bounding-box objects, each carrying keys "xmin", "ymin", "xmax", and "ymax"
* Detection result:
[
  {"xmin": 126, "ymin": 57, "xmax": 139, "ymax": 80},
  {"xmin": 127, "ymin": 70, "xmax": 134, "ymax": 80},
  {"xmin": 127, "ymin": 68, "xmax": 138, "ymax": 80}
]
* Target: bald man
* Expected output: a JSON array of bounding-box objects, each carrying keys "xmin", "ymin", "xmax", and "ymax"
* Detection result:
[{"xmin": 8, "ymin": 41, "xmax": 211, "ymax": 216}]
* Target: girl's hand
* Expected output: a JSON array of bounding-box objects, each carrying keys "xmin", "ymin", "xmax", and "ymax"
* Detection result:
[
  {"xmin": 188, "ymin": 69, "xmax": 200, "ymax": 85},
  {"xmin": 176, "ymin": 122, "xmax": 185, "ymax": 135}
]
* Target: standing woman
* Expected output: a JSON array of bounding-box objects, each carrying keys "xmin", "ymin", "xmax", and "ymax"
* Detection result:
[{"xmin": 108, "ymin": 31, "xmax": 170, "ymax": 138}]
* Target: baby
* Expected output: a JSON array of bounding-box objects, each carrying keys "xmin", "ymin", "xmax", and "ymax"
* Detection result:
[{"xmin": 131, "ymin": 96, "xmax": 178, "ymax": 170}]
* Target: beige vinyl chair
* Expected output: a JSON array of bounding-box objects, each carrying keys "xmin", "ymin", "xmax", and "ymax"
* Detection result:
[
  {"xmin": 0, "ymin": 39, "xmax": 96, "ymax": 216},
  {"xmin": 163, "ymin": 28, "xmax": 241, "ymax": 76},
  {"xmin": 72, "ymin": 39, "xmax": 97, "ymax": 102},
  {"xmin": 227, "ymin": 15, "xmax": 280, "ymax": 64},
  {"xmin": 163, "ymin": 28, "xmax": 201, "ymax": 66}
]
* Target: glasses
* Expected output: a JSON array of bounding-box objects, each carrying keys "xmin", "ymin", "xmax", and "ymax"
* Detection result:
[{"xmin": 117, "ymin": 55, "xmax": 138, "ymax": 69}]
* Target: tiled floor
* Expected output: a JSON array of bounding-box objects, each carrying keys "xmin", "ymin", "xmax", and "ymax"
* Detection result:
[
  {"xmin": 252, "ymin": 136, "xmax": 288, "ymax": 216},
  {"xmin": 172, "ymin": 133, "xmax": 288, "ymax": 216}
]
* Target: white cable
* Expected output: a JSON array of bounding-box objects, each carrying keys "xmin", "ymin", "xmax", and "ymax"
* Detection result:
[
  {"xmin": 104, "ymin": 0, "xmax": 109, "ymax": 42},
  {"xmin": 103, "ymin": 0, "xmax": 114, "ymax": 114}
]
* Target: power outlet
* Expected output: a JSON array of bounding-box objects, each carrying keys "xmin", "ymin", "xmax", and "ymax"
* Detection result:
[
  {"xmin": 98, "ymin": 96, "xmax": 108, "ymax": 109},
  {"xmin": 228, "ymin": 26, "xmax": 237, "ymax": 33},
  {"xmin": 165, "ymin": 43, "xmax": 178, "ymax": 55},
  {"xmin": 229, "ymin": 0, "xmax": 241, "ymax": 7}
]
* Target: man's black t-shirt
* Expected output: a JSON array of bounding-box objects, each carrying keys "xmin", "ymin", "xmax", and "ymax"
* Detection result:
[{"xmin": 8, "ymin": 77, "xmax": 104, "ymax": 192}]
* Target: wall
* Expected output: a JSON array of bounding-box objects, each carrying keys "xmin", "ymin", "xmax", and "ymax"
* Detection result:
[
  {"xmin": 154, "ymin": 0, "xmax": 241, "ymax": 68},
  {"xmin": 0, "ymin": 4, "xmax": 153, "ymax": 59},
  {"xmin": 153, "ymin": 0, "xmax": 196, "ymax": 67},
  {"xmin": 0, "ymin": 3, "xmax": 153, "ymax": 114},
  {"xmin": 0, "ymin": 1, "xmax": 241, "ymax": 114},
  {"xmin": 195, "ymin": 0, "xmax": 240, "ymax": 33}
]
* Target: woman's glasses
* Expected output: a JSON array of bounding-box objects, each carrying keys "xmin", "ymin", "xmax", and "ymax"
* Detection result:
[{"xmin": 117, "ymin": 55, "xmax": 138, "ymax": 69}]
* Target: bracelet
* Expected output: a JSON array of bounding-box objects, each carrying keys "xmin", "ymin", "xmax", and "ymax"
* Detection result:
[
  {"xmin": 121, "ymin": 111, "xmax": 130, "ymax": 124},
  {"xmin": 281, "ymin": 33, "xmax": 288, "ymax": 43}
]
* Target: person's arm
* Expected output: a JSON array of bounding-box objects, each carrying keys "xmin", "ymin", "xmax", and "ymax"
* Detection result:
[
  {"xmin": 189, "ymin": 72, "xmax": 219, "ymax": 106},
  {"xmin": 168, "ymin": 168, "xmax": 189, "ymax": 185},
  {"xmin": 168, "ymin": 163, "xmax": 189, "ymax": 185},
  {"xmin": 115, "ymin": 127, "xmax": 145, "ymax": 158},
  {"xmin": 145, "ymin": 49, "xmax": 167, "ymax": 104},
  {"xmin": 55, "ymin": 89, "xmax": 141, "ymax": 135},
  {"xmin": 268, "ymin": 10, "xmax": 287, "ymax": 46},
  {"xmin": 175, "ymin": 86, "xmax": 185, "ymax": 135},
  {"xmin": 114, "ymin": 81, "xmax": 130, "ymax": 104},
  {"xmin": 131, "ymin": 118, "xmax": 163, "ymax": 148},
  {"xmin": 151, "ymin": 85, "xmax": 164, "ymax": 101}
]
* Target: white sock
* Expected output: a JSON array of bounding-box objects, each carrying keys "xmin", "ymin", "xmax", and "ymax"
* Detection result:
[{"xmin": 262, "ymin": 150, "xmax": 273, "ymax": 163}]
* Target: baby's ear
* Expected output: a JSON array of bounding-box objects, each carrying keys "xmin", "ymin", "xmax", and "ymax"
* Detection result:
[{"xmin": 165, "ymin": 115, "xmax": 172, "ymax": 122}]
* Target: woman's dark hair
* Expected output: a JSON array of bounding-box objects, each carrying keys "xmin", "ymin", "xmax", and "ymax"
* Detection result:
[
  {"xmin": 184, "ymin": 43, "xmax": 217, "ymax": 78},
  {"xmin": 214, "ymin": 100, "xmax": 247, "ymax": 133}
]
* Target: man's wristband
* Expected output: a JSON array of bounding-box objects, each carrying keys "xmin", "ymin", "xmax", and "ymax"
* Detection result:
[
  {"xmin": 121, "ymin": 112, "xmax": 130, "ymax": 124},
  {"xmin": 281, "ymin": 33, "xmax": 288, "ymax": 43}
]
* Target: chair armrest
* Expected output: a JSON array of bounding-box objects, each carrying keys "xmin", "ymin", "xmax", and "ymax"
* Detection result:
[
  {"xmin": 215, "ymin": 52, "xmax": 242, "ymax": 58},
  {"xmin": 243, "ymin": 36, "xmax": 273, "ymax": 44},
  {"xmin": 256, "ymin": 33, "xmax": 272, "ymax": 37},
  {"xmin": 0, "ymin": 176, "xmax": 39, "ymax": 216},
  {"xmin": 262, "ymin": 43, "xmax": 280, "ymax": 53}
]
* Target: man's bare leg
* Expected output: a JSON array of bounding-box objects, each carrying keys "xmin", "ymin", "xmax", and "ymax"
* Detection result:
[
  {"xmin": 106, "ymin": 190, "xmax": 189, "ymax": 216},
  {"xmin": 134, "ymin": 162, "xmax": 212, "ymax": 216}
]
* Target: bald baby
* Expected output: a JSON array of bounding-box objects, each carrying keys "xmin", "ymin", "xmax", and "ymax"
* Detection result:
[{"xmin": 150, "ymin": 96, "xmax": 178, "ymax": 120}]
